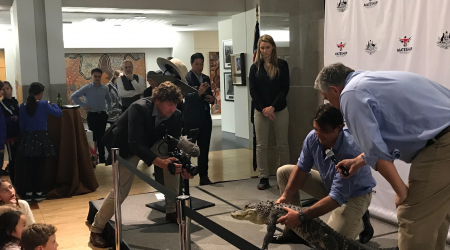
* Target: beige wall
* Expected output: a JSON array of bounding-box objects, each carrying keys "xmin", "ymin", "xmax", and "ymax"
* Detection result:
[
  {"xmin": 193, "ymin": 31, "xmax": 219, "ymax": 77},
  {"xmin": 0, "ymin": 50, "xmax": 6, "ymax": 81}
]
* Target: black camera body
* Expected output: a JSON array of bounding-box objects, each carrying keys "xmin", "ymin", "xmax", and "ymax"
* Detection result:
[{"xmin": 163, "ymin": 135, "xmax": 199, "ymax": 176}]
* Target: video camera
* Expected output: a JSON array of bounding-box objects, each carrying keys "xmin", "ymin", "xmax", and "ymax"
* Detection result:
[{"xmin": 163, "ymin": 134, "xmax": 199, "ymax": 176}]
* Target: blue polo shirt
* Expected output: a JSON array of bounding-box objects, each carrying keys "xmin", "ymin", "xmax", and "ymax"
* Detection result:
[
  {"xmin": 297, "ymin": 128, "xmax": 376, "ymax": 206},
  {"xmin": 341, "ymin": 71, "xmax": 450, "ymax": 167}
]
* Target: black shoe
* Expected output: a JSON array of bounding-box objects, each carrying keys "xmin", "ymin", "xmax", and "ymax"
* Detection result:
[
  {"xmin": 359, "ymin": 210, "xmax": 374, "ymax": 244},
  {"xmin": 272, "ymin": 229, "xmax": 309, "ymax": 245},
  {"xmin": 24, "ymin": 192, "xmax": 33, "ymax": 202},
  {"xmin": 199, "ymin": 177, "xmax": 213, "ymax": 186},
  {"xmin": 257, "ymin": 178, "xmax": 270, "ymax": 190},
  {"xmin": 90, "ymin": 232, "xmax": 108, "ymax": 248},
  {"xmin": 34, "ymin": 192, "xmax": 47, "ymax": 202}
]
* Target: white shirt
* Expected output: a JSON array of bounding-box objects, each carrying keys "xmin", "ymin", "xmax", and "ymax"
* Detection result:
[
  {"xmin": 17, "ymin": 199, "xmax": 35, "ymax": 225},
  {"xmin": 116, "ymin": 75, "xmax": 146, "ymax": 97}
]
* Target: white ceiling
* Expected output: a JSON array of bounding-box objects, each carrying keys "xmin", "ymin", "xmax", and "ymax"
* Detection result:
[{"xmin": 0, "ymin": 7, "xmax": 233, "ymax": 31}]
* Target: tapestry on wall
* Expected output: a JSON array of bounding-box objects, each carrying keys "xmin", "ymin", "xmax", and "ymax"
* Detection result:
[
  {"xmin": 209, "ymin": 52, "xmax": 221, "ymax": 114},
  {"xmin": 65, "ymin": 53, "xmax": 146, "ymax": 120}
]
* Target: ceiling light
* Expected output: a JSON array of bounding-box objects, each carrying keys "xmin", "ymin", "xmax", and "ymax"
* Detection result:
[{"xmin": 134, "ymin": 16, "xmax": 146, "ymax": 19}]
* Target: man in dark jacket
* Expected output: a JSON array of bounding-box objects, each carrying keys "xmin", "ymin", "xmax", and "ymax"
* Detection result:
[
  {"xmin": 183, "ymin": 53, "xmax": 215, "ymax": 185},
  {"xmin": 89, "ymin": 82, "xmax": 192, "ymax": 248}
]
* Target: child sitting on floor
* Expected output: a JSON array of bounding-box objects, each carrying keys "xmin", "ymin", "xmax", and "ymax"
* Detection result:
[
  {"xmin": 0, "ymin": 210, "xmax": 26, "ymax": 250},
  {"xmin": 21, "ymin": 224, "xmax": 58, "ymax": 250},
  {"xmin": 0, "ymin": 179, "xmax": 35, "ymax": 225}
]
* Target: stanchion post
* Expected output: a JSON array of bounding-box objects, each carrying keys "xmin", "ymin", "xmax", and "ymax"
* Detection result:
[
  {"xmin": 177, "ymin": 195, "xmax": 192, "ymax": 250},
  {"xmin": 112, "ymin": 148, "xmax": 121, "ymax": 250}
]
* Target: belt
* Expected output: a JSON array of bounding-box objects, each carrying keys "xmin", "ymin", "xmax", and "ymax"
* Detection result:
[
  {"xmin": 426, "ymin": 125, "xmax": 450, "ymax": 147},
  {"xmin": 88, "ymin": 111, "xmax": 106, "ymax": 114}
]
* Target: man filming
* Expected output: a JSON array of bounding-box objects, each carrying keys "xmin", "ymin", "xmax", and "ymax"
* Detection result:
[{"xmin": 89, "ymin": 81, "xmax": 193, "ymax": 248}]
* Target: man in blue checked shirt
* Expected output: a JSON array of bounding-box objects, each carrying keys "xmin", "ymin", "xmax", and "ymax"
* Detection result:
[
  {"xmin": 276, "ymin": 104, "xmax": 376, "ymax": 244},
  {"xmin": 71, "ymin": 68, "xmax": 112, "ymax": 163},
  {"xmin": 314, "ymin": 62, "xmax": 450, "ymax": 250}
]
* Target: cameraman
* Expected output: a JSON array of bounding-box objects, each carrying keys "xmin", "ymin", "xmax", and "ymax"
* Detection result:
[{"xmin": 89, "ymin": 81, "xmax": 192, "ymax": 248}]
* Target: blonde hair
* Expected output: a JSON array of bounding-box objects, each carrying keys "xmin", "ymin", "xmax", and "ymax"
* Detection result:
[{"xmin": 254, "ymin": 34, "xmax": 279, "ymax": 80}]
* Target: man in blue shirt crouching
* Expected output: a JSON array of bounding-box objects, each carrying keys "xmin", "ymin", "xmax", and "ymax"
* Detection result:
[{"xmin": 276, "ymin": 104, "xmax": 376, "ymax": 244}]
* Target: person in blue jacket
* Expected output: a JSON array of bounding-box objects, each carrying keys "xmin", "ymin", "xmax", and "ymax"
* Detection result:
[
  {"xmin": 0, "ymin": 81, "xmax": 20, "ymax": 181},
  {"xmin": 18, "ymin": 82, "xmax": 62, "ymax": 202}
]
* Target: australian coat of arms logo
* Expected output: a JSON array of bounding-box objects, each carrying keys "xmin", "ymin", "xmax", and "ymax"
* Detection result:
[
  {"xmin": 437, "ymin": 31, "xmax": 450, "ymax": 49},
  {"xmin": 337, "ymin": 0, "xmax": 348, "ymax": 12},
  {"xmin": 365, "ymin": 40, "xmax": 377, "ymax": 55}
]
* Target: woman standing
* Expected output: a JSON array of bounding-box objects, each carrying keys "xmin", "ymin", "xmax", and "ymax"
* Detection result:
[
  {"xmin": 107, "ymin": 70, "xmax": 122, "ymax": 124},
  {"xmin": 249, "ymin": 34, "xmax": 290, "ymax": 190},
  {"xmin": 1, "ymin": 82, "xmax": 20, "ymax": 182},
  {"xmin": 18, "ymin": 82, "xmax": 62, "ymax": 201}
]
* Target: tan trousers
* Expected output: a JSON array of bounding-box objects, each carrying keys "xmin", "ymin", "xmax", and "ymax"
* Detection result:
[
  {"xmin": 254, "ymin": 108, "xmax": 290, "ymax": 178},
  {"xmin": 397, "ymin": 133, "xmax": 450, "ymax": 250},
  {"xmin": 90, "ymin": 155, "xmax": 179, "ymax": 233},
  {"xmin": 277, "ymin": 164, "xmax": 372, "ymax": 239}
]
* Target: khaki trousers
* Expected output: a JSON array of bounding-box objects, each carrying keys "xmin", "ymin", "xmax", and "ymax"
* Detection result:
[
  {"xmin": 254, "ymin": 108, "xmax": 290, "ymax": 178},
  {"xmin": 397, "ymin": 133, "xmax": 450, "ymax": 250},
  {"xmin": 277, "ymin": 164, "xmax": 372, "ymax": 239},
  {"xmin": 90, "ymin": 155, "xmax": 179, "ymax": 233}
]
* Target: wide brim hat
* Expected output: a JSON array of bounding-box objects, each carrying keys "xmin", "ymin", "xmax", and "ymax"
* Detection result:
[{"xmin": 157, "ymin": 57, "xmax": 188, "ymax": 83}]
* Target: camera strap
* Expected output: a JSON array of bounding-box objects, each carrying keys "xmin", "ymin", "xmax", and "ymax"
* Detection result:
[{"xmin": 167, "ymin": 161, "xmax": 176, "ymax": 175}]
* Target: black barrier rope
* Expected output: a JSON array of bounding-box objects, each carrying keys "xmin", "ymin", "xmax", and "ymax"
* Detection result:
[
  {"xmin": 184, "ymin": 207, "xmax": 261, "ymax": 250},
  {"xmin": 115, "ymin": 155, "xmax": 261, "ymax": 250}
]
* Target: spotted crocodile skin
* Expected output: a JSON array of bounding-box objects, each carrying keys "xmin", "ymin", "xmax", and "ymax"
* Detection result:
[{"xmin": 232, "ymin": 201, "xmax": 398, "ymax": 250}]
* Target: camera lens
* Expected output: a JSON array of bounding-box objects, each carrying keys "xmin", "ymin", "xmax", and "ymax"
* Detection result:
[{"xmin": 187, "ymin": 164, "xmax": 199, "ymax": 176}]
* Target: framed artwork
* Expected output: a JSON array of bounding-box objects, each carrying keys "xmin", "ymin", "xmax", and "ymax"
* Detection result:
[
  {"xmin": 231, "ymin": 53, "xmax": 246, "ymax": 85},
  {"xmin": 65, "ymin": 53, "xmax": 145, "ymax": 120},
  {"xmin": 209, "ymin": 52, "xmax": 221, "ymax": 114},
  {"xmin": 223, "ymin": 39, "xmax": 233, "ymax": 69},
  {"xmin": 224, "ymin": 72, "xmax": 234, "ymax": 101}
]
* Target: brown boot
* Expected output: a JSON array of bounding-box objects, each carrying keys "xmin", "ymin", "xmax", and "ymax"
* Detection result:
[{"xmin": 90, "ymin": 232, "xmax": 108, "ymax": 248}]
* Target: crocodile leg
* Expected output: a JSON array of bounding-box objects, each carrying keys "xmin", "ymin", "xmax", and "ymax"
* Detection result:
[{"xmin": 261, "ymin": 211, "xmax": 279, "ymax": 250}]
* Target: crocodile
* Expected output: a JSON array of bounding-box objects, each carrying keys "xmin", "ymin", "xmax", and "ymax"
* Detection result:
[{"xmin": 231, "ymin": 200, "xmax": 398, "ymax": 250}]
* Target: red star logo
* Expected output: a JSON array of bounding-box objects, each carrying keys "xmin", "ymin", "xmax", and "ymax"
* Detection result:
[
  {"xmin": 337, "ymin": 42, "xmax": 346, "ymax": 51},
  {"xmin": 399, "ymin": 36, "xmax": 411, "ymax": 47}
]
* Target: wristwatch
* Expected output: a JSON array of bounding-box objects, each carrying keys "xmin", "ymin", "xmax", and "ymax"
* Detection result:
[{"xmin": 298, "ymin": 211, "xmax": 307, "ymax": 222}]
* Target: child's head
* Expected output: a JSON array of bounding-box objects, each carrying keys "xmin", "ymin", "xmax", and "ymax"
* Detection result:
[
  {"xmin": 2, "ymin": 81, "xmax": 13, "ymax": 99},
  {"xmin": 0, "ymin": 179, "xmax": 19, "ymax": 205},
  {"xmin": 21, "ymin": 224, "xmax": 58, "ymax": 250},
  {"xmin": 0, "ymin": 210, "xmax": 26, "ymax": 246}
]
